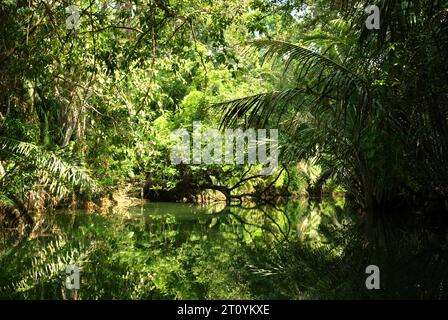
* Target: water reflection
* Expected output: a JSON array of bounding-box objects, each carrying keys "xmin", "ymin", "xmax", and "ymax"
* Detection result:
[{"xmin": 0, "ymin": 199, "xmax": 447, "ymax": 299}]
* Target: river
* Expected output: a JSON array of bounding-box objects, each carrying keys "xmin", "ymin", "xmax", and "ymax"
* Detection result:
[{"xmin": 1, "ymin": 199, "xmax": 447, "ymax": 299}]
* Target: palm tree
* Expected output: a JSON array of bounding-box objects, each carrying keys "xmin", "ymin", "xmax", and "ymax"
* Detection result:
[
  {"xmin": 0, "ymin": 136, "xmax": 97, "ymax": 218},
  {"xmin": 219, "ymin": 0, "xmax": 448, "ymax": 213}
]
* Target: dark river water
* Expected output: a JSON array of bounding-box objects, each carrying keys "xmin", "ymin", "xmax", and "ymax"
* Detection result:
[{"xmin": 1, "ymin": 199, "xmax": 448, "ymax": 299}]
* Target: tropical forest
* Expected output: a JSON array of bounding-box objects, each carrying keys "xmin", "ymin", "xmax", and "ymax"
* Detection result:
[{"xmin": 1, "ymin": 0, "xmax": 448, "ymax": 300}]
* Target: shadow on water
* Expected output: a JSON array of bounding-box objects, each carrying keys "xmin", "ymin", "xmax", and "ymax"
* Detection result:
[{"xmin": 1, "ymin": 199, "xmax": 448, "ymax": 299}]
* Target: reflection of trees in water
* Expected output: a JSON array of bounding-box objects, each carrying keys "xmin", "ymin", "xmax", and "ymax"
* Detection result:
[
  {"xmin": 2, "ymin": 202, "xmax": 448, "ymax": 299},
  {"xmin": 350, "ymin": 212, "xmax": 448, "ymax": 299},
  {"xmin": 241, "ymin": 207, "xmax": 448, "ymax": 299},
  {"xmin": 224, "ymin": 203, "xmax": 292, "ymax": 243}
]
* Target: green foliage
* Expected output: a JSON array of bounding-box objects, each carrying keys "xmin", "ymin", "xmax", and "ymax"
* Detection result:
[
  {"xmin": 0, "ymin": 137, "xmax": 97, "ymax": 198},
  {"xmin": 1, "ymin": 0, "xmax": 448, "ymax": 302},
  {"xmin": 219, "ymin": 0, "xmax": 448, "ymax": 212}
]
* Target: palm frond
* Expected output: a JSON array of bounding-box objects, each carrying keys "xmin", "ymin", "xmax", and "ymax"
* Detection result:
[
  {"xmin": 218, "ymin": 88, "xmax": 307, "ymax": 129},
  {"xmin": 219, "ymin": 39, "xmax": 373, "ymax": 128},
  {"xmin": 0, "ymin": 136, "xmax": 97, "ymax": 197},
  {"xmin": 0, "ymin": 237, "xmax": 94, "ymax": 298},
  {"xmin": 251, "ymin": 40, "xmax": 367, "ymax": 87}
]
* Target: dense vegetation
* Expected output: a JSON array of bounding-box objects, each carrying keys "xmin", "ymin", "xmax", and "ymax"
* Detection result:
[{"xmin": 1, "ymin": 0, "xmax": 447, "ymax": 300}]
